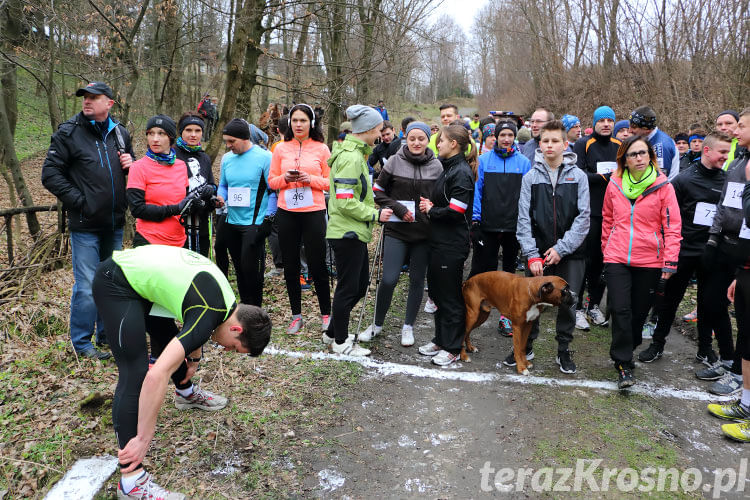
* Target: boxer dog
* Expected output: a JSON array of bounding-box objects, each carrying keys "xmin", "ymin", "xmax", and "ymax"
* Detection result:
[{"xmin": 461, "ymin": 271, "xmax": 576, "ymax": 375}]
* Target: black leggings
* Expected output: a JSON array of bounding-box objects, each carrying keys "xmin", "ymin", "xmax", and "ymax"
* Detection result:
[
  {"xmin": 224, "ymin": 223, "xmax": 265, "ymax": 306},
  {"xmin": 468, "ymin": 231, "xmax": 519, "ymax": 278},
  {"xmin": 93, "ymin": 260, "xmax": 227, "ymax": 450},
  {"xmin": 327, "ymin": 238, "xmax": 369, "ymax": 343},
  {"xmin": 374, "ymin": 236, "xmax": 429, "ymax": 327},
  {"xmin": 276, "ymin": 209, "xmax": 331, "ymax": 316},
  {"xmin": 606, "ymin": 263, "xmax": 660, "ymax": 369}
]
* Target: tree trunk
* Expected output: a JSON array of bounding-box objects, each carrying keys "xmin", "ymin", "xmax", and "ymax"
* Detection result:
[
  {"xmin": 0, "ymin": 0, "xmax": 22, "ymax": 138},
  {"xmin": 289, "ymin": 11, "xmax": 311, "ymax": 103},
  {"xmin": 46, "ymin": 19, "xmax": 63, "ymax": 131},
  {"xmin": 259, "ymin": 25, "xmax": 271, "ymax": 110},
  {"xmin": 0, "ymin": 91, "xmax": 40, "ymax": 236},
  {"xmin": 206, "ymin": 0, "xmax": 267, "ymax": 161},
  {"xmin": 161, "ymin": 0, "xmax": 183, "ymax": 116},
  {"xmin": 355, "ymin": 0, "xmax": 383, "ymax": 103}
]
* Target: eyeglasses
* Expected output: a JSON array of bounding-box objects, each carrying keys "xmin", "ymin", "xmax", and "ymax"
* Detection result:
[{"xmin": 626, "ymin": 150, "xmax": 649, "ymax": 159}]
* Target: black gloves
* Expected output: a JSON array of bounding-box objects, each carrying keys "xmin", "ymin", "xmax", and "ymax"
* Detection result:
[
  {"xmin": 470, "ymin": 221, "xmax": 484, "ymax": 248},
  {"xmin": 175, "ymin": 191, "xmax": 202, "ymax": 216},
  {"xmin": 254, "ymin": 215, "xmax": 274, "ymax": 244},
  {"xmin": 702, "ymin": 236, "xmax": 719, "ymax": 270}
]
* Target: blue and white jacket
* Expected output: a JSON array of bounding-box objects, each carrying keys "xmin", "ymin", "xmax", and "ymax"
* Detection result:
[{"xmin": 472, "ymin": 147, "xmax": 531, "ymax": 232}]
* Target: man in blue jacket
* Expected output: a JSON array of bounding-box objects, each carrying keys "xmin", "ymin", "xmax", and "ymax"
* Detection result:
[
  {"xmin": 470, "ymin": 121, "xmax": 531, "ymax": 335},
  {"xmin": 42, "ymin": 81, "xmax": 134, "ymax": 360}
]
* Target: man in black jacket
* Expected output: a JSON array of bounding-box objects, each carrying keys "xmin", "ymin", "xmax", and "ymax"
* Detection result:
[
  {"xmin": 41, "ymin": 81, "xmax": 134, "ymax": 360},
  {"xmin": 572, "ymin": 106, "xmax": 620, "ymax": 330},
  {"xmin": 638, "ymin": 132, "xmax": 733, "ymax": 366},
  {"xmin": 367, "ymin": 121, "xmax": 400, "ymax": 174}
]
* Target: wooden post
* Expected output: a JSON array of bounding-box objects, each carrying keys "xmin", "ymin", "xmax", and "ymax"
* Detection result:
[{"xmin": 5, "ymin": 214, "xmax": 12, "ymax": 265}]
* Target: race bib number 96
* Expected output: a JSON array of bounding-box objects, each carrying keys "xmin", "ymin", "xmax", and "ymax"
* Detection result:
[{"xmin": 227, "ymin": 187, "xmax": 251, "ymax": 207}]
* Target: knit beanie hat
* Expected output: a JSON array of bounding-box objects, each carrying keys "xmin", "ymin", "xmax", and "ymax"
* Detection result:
[
  {"xmin": 674, "ymin": 132, "xmax": 689, "ymax": 143},
  {"xmin": 495, "ymin": 121, "xmax": 518, "ymax": 138},
  {"xmin": 146, "ymin": 114, "xmax": 177, "ymax": 139},
  {"xmin": 717, "ymin": 110, "xmax": 739, "ymax": 122},
  {"xmin": 517, "ymin": 127, "xmax": 532, "ymax": 143},
  {"xmin": 178, "ymin": 115, "xmax": 205, "ymax": 135},
  {"xmin": 613, "ymin": 120, "xmax": 629, "ymax": 137},
  {"xmin": 346, "ymin": 105, "xmax": 383, "ymax": 133},
  {"xmin": 482, "ymin": 123, "xmax": 496, "ymax": 142},
  {"xmin": 222, "ymin": 118, "xmax": 251, "ymax": 140},
  {"xmin": 561, "ymin": 114, "xmax": 580, "ymax": 132},
  {"xmin": 405, "ymin": 121, "xmax": 431, "ymax": 139},
  {"xmin": 593, "ymin": 106, "xmax": 616, "ymax": 125}
]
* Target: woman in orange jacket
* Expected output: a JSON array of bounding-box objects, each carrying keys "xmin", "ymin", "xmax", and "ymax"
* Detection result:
[
  {"xmin": 268, "ymin": 104, "xmax": 331, "ymax": 334},
  {"xmin": 602, "ymin": 135, "xmax": 682, "ymax": 389}
]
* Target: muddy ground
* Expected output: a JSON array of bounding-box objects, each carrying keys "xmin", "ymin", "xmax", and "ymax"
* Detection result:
[{"xmin": 294, "ymin": 291, "xmax": 748, "ymax": 499}]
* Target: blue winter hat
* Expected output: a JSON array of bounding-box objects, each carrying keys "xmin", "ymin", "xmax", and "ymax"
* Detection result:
[
  {"xmin": 613, "ymin": 120, "xmax": 629, "ymax": 137},
  {"xmin": 561, "ymin": 114, "xmax": 580, "ymax": 132},
  {"xmin": 593, "ymin": 106, "xmax": 616, "ymax": 125},
  {"xmin": 405, "ymin": 121, "xmax": 431, "ymax": 139}
]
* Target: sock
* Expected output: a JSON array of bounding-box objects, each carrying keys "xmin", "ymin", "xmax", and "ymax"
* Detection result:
[
  {"xmin": 402, "ymin": 324, "xmax": 413, "ymax": 332},
  {"xmin": 732, "ymin": 372, "xmax": 743, "ymax": 381},
  {"xmin": 120, "ymin": 471, "xmax": 146, "ymax": 493},
  {"xmin": 176, "ymin": 384, "xmax": 194, "ymax": 398},
  {"xmin": 741, "ymin": 389, "xmax": 750, "ymax": 410}
]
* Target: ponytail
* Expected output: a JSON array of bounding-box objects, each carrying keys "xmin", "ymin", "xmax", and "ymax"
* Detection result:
[{"xmin": 441, "ymin": 124, "xmax": 479, "ymax": 181}]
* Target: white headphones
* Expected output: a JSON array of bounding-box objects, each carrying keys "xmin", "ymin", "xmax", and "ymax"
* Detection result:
[{"xmin": 293, "ymin": 103, "xmax": 316, "ymax": 129}]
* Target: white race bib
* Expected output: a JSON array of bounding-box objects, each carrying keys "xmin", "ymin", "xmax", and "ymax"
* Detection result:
[
  {"xmin": 596, "ymin": 161, "xmax": 617, "ymax": 175},
  {"xmin": 285, "ymin": 186, "xmax": 313, "ymax": 209},
  {"xmin": 693, "ymin": 202, "xmax": 717, "ymax": 227},
  {"xmin": 722, "ymin": 182, "xmax": 744, "ymax": 209},
  {"xmin": 227, "ymin": 187, "xmax": 251, "ymax": 207},
  {"xmin": 388, "ymin": 200, "xmax": 416, "ymax": 222},
  {"xmin": 740, "ymin": 219, "xmax": 750, "ymax": 240}
]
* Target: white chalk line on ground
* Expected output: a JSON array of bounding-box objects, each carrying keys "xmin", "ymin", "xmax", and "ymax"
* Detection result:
[
  {"xmin": 264, "ymin": 346, "xmax": 734, "ymax": 402},
  {"xmin": 43, "ymin": 454, "xmax": 118, "ymax": 500}
]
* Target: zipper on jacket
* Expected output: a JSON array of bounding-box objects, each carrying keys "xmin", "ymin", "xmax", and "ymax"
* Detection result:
[
  {"xmin": 627, "ymin": 203, "xmax": 635, "ymax": 265},
  {"xmin": 101, "ymin": 138, "xmax": 117, "ymax": 230},
  {"xmin": 654, "ymin": 231, "xmax": 660, "ymax": 258}
]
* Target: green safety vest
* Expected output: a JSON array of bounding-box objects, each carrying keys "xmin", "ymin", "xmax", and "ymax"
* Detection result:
[{"xmin": 112, "ymin": 245, "xmax": 236, "ymax": 322}]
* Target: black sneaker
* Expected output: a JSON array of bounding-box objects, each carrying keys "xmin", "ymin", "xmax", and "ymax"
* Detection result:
[
  {"xmin": 502, "ymin": 347, "xmax": 534, "ymax": 367},
  {"xmin": 556, "ymin": 350, "xmax": 576, "ymax": 374},
  {"xmin": 695, "ymin": 350, "xmax": 718, "ymax": 366},
  {"xmin": 617, "ymin": 365, "xmax": 635, "ymax": 389},
  {"xmin": 638, "ymin": 343, "xmax": 663, "ymax": 363}
]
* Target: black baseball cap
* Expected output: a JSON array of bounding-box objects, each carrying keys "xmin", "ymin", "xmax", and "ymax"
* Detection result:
[{"xmin": 75, "ymin": 82, "xmax": 114, "ymax": 99}]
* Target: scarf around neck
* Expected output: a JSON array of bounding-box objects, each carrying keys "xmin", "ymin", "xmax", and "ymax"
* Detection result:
[
  {"xmin": 622, "ymin": 164, "xmax": 656, "ymax": 199},
  {"xmin": 402, "ymin": 145, "xmax": 434, "ymax": 165},
  {"xmin": 494, "ymin": 143, "xmax": 518, "ymax": 159},
  {"xmin": 176, "ymin": 136, "xmax": 202, "ymax": 153},
  {"xmin": 146, "ymin": 147, "xmax": 177, "ymax": 165}
]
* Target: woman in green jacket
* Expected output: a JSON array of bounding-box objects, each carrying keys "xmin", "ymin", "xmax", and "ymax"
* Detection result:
[{"xmin": 324, "ymin": 105, "xmax": 393, "ymax": 356}]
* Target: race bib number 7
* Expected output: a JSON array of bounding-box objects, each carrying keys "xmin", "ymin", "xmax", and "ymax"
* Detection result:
[
  {"xmin": 693, "ymin": 202, "xmax": 717, "ymax": 227},
  {"xmin": 227, "ymin": 187, "xmax": 251, "ymax": 207}
]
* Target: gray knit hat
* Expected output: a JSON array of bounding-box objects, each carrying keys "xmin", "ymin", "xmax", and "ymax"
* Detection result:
[
  {"xmin": 405, "ymin": 121, "xmax": 431, "ymax": 139},
  {"xmin": 346, "ymin": 105, "xmax": 383, "ymax": 133}
]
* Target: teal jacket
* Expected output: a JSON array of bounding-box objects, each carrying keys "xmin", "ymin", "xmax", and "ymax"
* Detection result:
[{"xmin": 326, "ymin": 135, "xmax": 379, "ymax": 242}]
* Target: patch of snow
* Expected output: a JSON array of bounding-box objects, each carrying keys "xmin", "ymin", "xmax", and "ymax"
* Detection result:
[
  {"xmin": 318, "ymin": 469, "xmax": 345, "ymax": 491},
  {"xmin": 398, "ymin": 435, "xmax": 416, "ymax": 447},
  {"xmin": 44, "ymin": 455, "xmax": 118, "ymax": 500}
]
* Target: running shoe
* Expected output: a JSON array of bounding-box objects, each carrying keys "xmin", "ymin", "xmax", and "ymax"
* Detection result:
[
  {"xmin": 418, "ymin": 342, "xmax": 441, "ymax": 356},
  {"xmin": 617, "ymin": 365, "xmax": 635, "ymax": 389},
  {"xmin": 709, "ymin": 373, "xmax": 743, "ymax": 396},
  {"xmin": 556, "ymin": 350, "xmax": 576, "ymax": 374},
  {"xmin": 502, "ymin": 348, "xmax": 534, "ymax": 367},
  {"xmin": 331, "ymin": 338, "xmax": 371, "ymax": 356},
  {"xmin": 432, "ymin": 350, "xmax": 459, "ymax": 366},
  {"xmin": 423, "ymin": 298, "xmax": 437, "ymax": 313},
  {"xmin": 117, "ymin": 471, "xmax": 185, "ymax": 500},
  {"xmin": 401, "ymin": 325, "xmax": 415, "ymax": 347},
  {"xmin": 497, "ymin": 316, "xmax": 513, "ymax": 336},
  {"xmin": 707, "ymin": 400, "xmax": 750, "ymax": 421},
  {"xmin": 586, "ymin": 305, "xmax": 608, "ymax": 327},
  {"xmin": 175, "ymin": 387, "xmax": 228, "ymax": 411},
  {"xmin": 287, "ymin": 317, "xmax": 304, "ymax": 335},
  {"xmin": 641, "ymin": 321, "xmax": 655, "ymax": 339},
  {"xmin": 575, "ymin": 309, "xmax": 590, "ymax": 331},
  {"xmin": 721, "ymin": 422, "xmax": 750, "ymax": 442},
  {"xmin": 638, "ymin": 343, "xmax": 663, "ymax": 363}
]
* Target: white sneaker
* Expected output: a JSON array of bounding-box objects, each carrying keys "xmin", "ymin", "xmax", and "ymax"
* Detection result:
[
  {"xmin": 432, "ymin": 349, "xmax": 458, "ymax": 366},
  {"xmin": 418, "ymin": 342, "xmax": 441, "ymax": 356},
  {"xmin": 401, "ymin": 325, "xmax": 415, "ymax": 346},
  {"xmin": 575, "ymin": 309, "xmax": 590, "ymax": 331},
  {"xmin": 322, "ymin": 332, "xmax": 354, "ymax": 346},
  {"xmin": 264, "ymin": 267, "xmax": 283, "ymax": 278},
  {"xmin": 587, "ymin": 305, "xmax": 608, "ymax": 326},
  {"xmin": 358, "ymin": 324, "xmax": 382, "ymax": 342},
  {"xmin": 424, "ymin": 298, "xmax": 437, "ymax": 313},
  {"xmin": 118, "ymin": 471, "xmax": 185, "ymax": 499},
  {"xmin": 287, "ymin": 317, "xmax": 304, "ymax": 334},
  {"xmin": 331, "ymin": 338, "xmax": 371, "ymax": 356}
]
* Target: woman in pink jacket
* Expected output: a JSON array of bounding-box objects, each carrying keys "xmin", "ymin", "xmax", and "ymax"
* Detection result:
[
  {"xmin": 602, "ymin": 135, "xmax": 682, "ymax": 389},
  {"xmin": 268, "ymin": 104, "xmax": 332, "ymax": 334}
]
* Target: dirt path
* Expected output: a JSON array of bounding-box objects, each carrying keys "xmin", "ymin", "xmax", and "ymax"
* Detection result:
[{"xmin": 295, "ymin": 302, "xmax": 748, "ymax": 499}]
